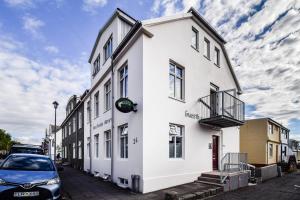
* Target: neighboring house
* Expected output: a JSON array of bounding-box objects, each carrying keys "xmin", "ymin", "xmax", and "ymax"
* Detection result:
[
  {"xmin": 61, "ymin": 91, "xmax": 87, "ymax": 170},
  {"xmin": 46, "ymin": 124, "xmax": 62, "ymax": 160},
  {"xmin": 289, "ymin": 139, "xmax": 300, "ymax": 162},
  {"xmin": 240, "ymin": 118, "xmax": 288, "ymax": 165},
  {"xmin": 82, "ymin": 7, "xmax": 245, "ymax": 193},
  {"xmin": 280, "ymin": 126, "xmax": 290, "ymax": 163}
]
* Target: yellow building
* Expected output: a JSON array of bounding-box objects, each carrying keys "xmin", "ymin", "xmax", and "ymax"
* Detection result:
[{"xmin": 240, "ymin": 118, "xmax": 282, "ymax": 165}]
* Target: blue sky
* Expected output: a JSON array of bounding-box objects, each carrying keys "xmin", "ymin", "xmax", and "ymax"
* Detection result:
[{"xmin": 0, "ymin": 0, "xmax": 300, "ymax": 144}]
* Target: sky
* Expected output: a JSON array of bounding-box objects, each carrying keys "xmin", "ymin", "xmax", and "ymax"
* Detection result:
[{"xmin": 0, "ymin": 0, "xmax": 299, "ymax": 144}]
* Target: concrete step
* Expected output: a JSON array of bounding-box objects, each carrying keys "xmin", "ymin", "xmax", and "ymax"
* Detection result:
[
  {"xmin": 195, "ymin": 180, "xmax": 225, "ymax": 188},
  {"xmin": 198, "ymin": 176, "xmax": 222, "ymax": 184},
  {"xmin": 200, "ymin": 173, "xmax": 221, "ymax": 179},
  {"xmin": 165, "ymin": 187, "xmax": 223, "ymax": 200}
]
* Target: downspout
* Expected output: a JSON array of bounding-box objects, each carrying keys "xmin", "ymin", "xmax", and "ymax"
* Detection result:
[
  {"xmin": 89, "ymin": 95, "xmax": 92, "ymax": 173},
  {"xmin": 110, "ymin": 58, "xmax": 115, "ymax": 182}
]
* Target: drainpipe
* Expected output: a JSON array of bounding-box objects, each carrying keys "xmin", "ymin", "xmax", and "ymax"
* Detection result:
[
  {"xmin": 220, "ymin": 129, "xmax": 223, "ymax": 170},
  {"xmin": 89, "ymin": 95, "xmax": 92, "ymax": 174},
  {"xmin": 110, "ymin": 59, "xmax": 115, "ymax": 182}
]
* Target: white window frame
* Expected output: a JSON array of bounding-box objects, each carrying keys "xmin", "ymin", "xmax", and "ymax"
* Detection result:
[
  {"xmin": 78, "ymin": 111, "xmax": 82, "ymax": 129},
  {"xmin": 68, "ymin": 122, "xmax": 71, "ymax": 135},
  {"xmin": 169, "ymin": 62, "xmax": 184, "ymax": 100},
  {"xmin": 119, "ymin": 124, "xmax": 128, "ymax": 159},
  {"xmin": 104, "ymin": 130, "xmax": 112, "ymax": 158},
  {"xmin": 104, "ymin": 79, "xmax": 112, "ymax": 111},
  {"xmin": 78, "ymin": 140, "xmax": 82, "ymax": 159},
  {"xmin": 104, "ymin": 36, "xmax": 113, "ymax": 62},
  {"xmin": 87, "ymin": 137, "xmax": 90, "ymax": 158},
  {"xmin": 169, "ymin": 123, "xmax": 184, "ymax": 159},
  {"xmin": 93, "ymin": 54, "xmax": 100, "ymax": 77},
  {"xmin": 73, "ymin": 142, "xmax": 76, "ymax": 159},
  {"xmin": 119, "ymin": 64, "xmax": 128, "ymax": 98},
  {"xmin": 214, "ymin": 47, "xmax": 220, "ymax": 67},
  {"xmin": 94, "ymin": 134, "xmax": 99, "ymax": 158},
  {"xmin": 94, "ymin": 92, "xmax": 99, "ymax": 118},
  {"xmin": 204, "ymin": 37, "xmax": 210, "ymax": 59},
  {"xmin": 269, "ymin": 123, "xmax": 273, "ymax": 134},
  {"xmin": 191, "ymin": 27, "xmax": 199, "ymax": 50},
  {"xmin": 73, "ymin": 117, "xmax": 76, "ymax": 133}
]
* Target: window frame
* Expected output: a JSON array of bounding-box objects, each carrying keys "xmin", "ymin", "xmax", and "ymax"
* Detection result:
[
  {"xmin": 94, "ymin": 134, "xmax": 99, "ymax": 158},
  {"xmin": 214, "ymin": 47, "xmax": 220, "ymax": 67},
  {"xmin": 269, "ymin": 143, "xmax": 273, "ymax": 157},
  {"xmin": 103, "ymin": 35, "xmax": 113, "ymax": 63},
  {"xmin": 119, "ymin": 124, "xmax": 128, "ymax": 159},
  {"xmin": 191, "ymin": 27, "xmax": 199, "ymax": 50},
  {"xmin": 119, "ymin": 64, "xmax": 128, "ymax": 98},
  {"xmin": 204, "ymin": 37, "xmax": 210, "ymax": 60},
  {"xmin": 104, "ymin": 130, "xmax": 112, "ymax": 159},
  {"xmin": 78, "ymin": 140, "xmax": 82, "ymax": 159},
  {"xmin": 169, "ymin": 123, "xmax": 184, "ymax": 159},
  {"xmin": 169, "ymin": 61, "xmax": 185, "ymax": 101},
  {"xmin": 87, "ymin": 101, "xmax": 91, "ymax": 123},
  {"xmin": 72, "ymin": 142, "xmax": 76, "ymax": 159},
  {"xmin": 104, "ymin": 79, "xmax": 112, "ymax": 111},
  {"xmin": 78, "ymin": 111, "xmax": 82, "ymax": 129},
  {"xmin": 87, "ymin": 137, "xmax": 91, "ymax": 159},
  {"xmin": 73, "ymin": 117, "xmax": 76, "ymax": 133},
  {"xmin": 94, "ymin": 92, "xmax": 99, "ymax": 118},
  {"xmin": 92, "ymin": 54, "xmax": 101, "ymax": 77}
]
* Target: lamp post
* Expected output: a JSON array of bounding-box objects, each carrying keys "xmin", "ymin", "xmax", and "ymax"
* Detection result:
[{"xmin": 53, "ymin": 101, "xmax": 59, "ymax": 162}]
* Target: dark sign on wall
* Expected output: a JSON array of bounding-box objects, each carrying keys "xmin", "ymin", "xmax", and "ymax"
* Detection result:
[{"xmin": 115, "ymin": 98, "xmax": 137, "ymax": 113}]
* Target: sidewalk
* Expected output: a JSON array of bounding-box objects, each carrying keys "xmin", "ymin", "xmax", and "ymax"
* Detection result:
[{"xmin": 59, "ymin": 166, "xmax": 218, "ymax": 200}]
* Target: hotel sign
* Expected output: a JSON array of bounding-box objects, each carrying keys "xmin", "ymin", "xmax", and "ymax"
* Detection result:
[{"xmin": 115, "ymin": 98, "xmax": 137, "ymax": 113}]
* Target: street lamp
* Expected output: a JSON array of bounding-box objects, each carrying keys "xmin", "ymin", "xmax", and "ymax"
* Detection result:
[{"xmin": 53, "ymin": 101, "xmax": 59, "ymax": 162}]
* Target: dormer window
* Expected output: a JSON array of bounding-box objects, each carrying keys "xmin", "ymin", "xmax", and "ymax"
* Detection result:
[
  {"xmin": 104, "ymin": 36, "xmax": 113, "ymax": 62},
  {"xmin": 93, "ymin": 54, "xmax": 100, "ymax": 77}
]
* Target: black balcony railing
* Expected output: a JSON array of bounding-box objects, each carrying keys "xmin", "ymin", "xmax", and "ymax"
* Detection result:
[{"xmin": 199, "ymin": 91, "xmax": 245, "ymax": 128}]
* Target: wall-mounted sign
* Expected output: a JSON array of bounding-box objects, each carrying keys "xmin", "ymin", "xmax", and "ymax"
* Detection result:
[
  {"xmin": 185, "ymin": 111, "xmax": 200, "ymax": 120},
  {"xmin": 115, "ymin": 98, "xmax": 137, "ymax": 113},
  {"xmin": 93, "ymin": 118, "xmax": 111, "ymax": 130}
]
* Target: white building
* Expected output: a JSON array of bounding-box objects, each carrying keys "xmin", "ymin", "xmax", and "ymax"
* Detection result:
[
  {"xmin": 83, "ymin": 8, "xmax": 245, "ymax": 193},
  {"xmin": 47, "ymin": 125, "xmax": 62, "ymax": 160}
]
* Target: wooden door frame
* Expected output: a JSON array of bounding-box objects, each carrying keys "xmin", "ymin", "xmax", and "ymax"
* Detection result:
[{"xmin": 212, "ymin": 135, "xmax": 219, "ymax": 170}]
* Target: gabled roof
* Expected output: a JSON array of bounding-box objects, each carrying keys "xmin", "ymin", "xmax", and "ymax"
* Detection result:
[{"xmin": 88, "ymin": 8, "xmax": 137, "ymax": 63}]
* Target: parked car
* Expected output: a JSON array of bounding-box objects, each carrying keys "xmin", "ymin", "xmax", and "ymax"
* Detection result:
[
  {"xmin": 0, "ymin": 154, "xmax": 62, "ymax": 199},
  {"xmin": 9, "ymin": 144, "xmax": 44, "ymax": 155}
]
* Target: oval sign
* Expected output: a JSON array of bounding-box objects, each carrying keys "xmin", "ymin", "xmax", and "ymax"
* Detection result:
[{"xmin": 115, "ymin": 98, "xmax": 135, "ymax": 113}]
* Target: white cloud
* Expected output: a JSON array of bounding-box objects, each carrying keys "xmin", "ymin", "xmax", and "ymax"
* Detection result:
[
  {"xmin": 44, "ymin": 45, "xmax": 59, "ymax": 54},
  {"xmin": 22, "ymin": 15, "xmax": 44, "ymax": 37},
  {"xmin": 4, "ymin": 0, "xmax": 34, "ymax": 8},
  {"xmin": 150, "ymin": 0, "xmax": 300, "ymax": 137},
  {"xmin": 0, "ymin": 35, "xmax": 89, "ymax": 145},
  {"xmin": 82, "ymin": 0, "xmax": 107, "ymax": 14}
]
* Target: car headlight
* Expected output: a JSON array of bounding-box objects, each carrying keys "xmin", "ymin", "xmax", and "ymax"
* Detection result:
[
  {"xmin": 0, "ymin": 178, "xmax": 5, "ymax": 185},
  {"xmin": 47, "ymin": 177, "xmax": 60, "ymax": 185}
]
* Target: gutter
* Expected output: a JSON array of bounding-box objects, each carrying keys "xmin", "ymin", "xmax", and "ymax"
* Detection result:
[{"xmin": 110, "ymin": 58, "xmax": 115, "ymax": 182}]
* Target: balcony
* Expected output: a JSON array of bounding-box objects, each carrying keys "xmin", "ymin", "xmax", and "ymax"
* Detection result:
[{"xmin": 199, "ymin": 91, "xmax": 245, "ymax": 128}]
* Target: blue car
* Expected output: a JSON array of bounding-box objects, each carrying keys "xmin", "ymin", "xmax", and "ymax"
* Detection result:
[{"xmin": 0, "ymin": 154, "xmax": 62, "ymax": 200}]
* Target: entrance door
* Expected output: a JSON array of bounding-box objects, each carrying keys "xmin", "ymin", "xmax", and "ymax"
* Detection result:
[
  {"xmin": 212, "ymin": 135, "xmax": 219, "ymax": 170},
  {"xmin": 210, "ymin": 84, "xmax": 219, "ymax": 117}
]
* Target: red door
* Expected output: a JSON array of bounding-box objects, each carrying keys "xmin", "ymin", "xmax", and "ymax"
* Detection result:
[{"xmin": 212, "ymin": 135, "xmax": 219, "ymax": 170}]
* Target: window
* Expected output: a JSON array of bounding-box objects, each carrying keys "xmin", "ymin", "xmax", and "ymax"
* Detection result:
[
  {"xmin": 269, "ymin": 144, "xmax": 273, "ymax": 157},
  {"xmin": 119, "ymin": 178, "xmax": 128, "ymax": 186},
  {"xmin": 119, "ymin": 124, "xmax": 128, "ymax": 159},
  {"xmin": 65, "ymin": 146, "xmax": 67, "ymax": 159},
  {"xmin": 119, "ymin": 65, "xmax": 128, "ymax": 98},
  {"xmin": 73, "ymin": 117, "xmax": 76, "ymax": 132},
  {"xmin": 94, "ymin": 92, "xmax": 99, "ymax": 118},
  {"xmin": 104, "ymin": 80, "xmax": 112, "ymax": 111},
  {"xmin": 94, "ymin": 134, "xmax": 99, "ymax": 158},
  {"xmin": 87, "ymin": 101, "xmax": 91, "ymax": 123},
  {"xmin": 214, "ymin": 47, "xmax": 220, "ymax": 66},
  {"xmin": 70, "ymin": 102, "xmax": 73, "ymax": 111},
  {"xmin": 62, "ymin": 128, "xmax": 64, "ymax": 139},
  {"xmin": 78, "ymin": 112, "xmax": 82, "ymax": 129},
  {"xmin": 65, "ymin": 126, "xmax": 67, "ymax": 137},
  {"xmin": 284, "ymin": 146, "xmax": 287, "ymax": 156},
  {"xmin": 169, "ymin": 124, "xmax": 183, "ymax": 158},
  {"xmin": 268, "ymin": 124, "xmax": 273, "ymax": 134},
  {"xmin": 104, "ymin": 130, "xmax": 112, "ymax": 158},
  {"xmin": 120, "ymin": 19, "xmax": 131, "ymax": 40},
  {"xmin": 93, "ymin": 54, "xmax": 100, "ymax": 77},
  {"xmin": 204, "ymin": 38, "xmax": 210, "ymax": 59},
  {"xmin": 87, "ymin": 137, "xmax": 90, "ymax": 158},
  {"xmin": 191, "ymin": 27, "xmax": 198, "ymax": 50},
  {"xmin": 169, "ymin": 62, "xmax": 184, "ymax": 100},
  {"xmin": 78, "ymin": 141, "xmax": 82, "ymax": 159},
  {"xmin": 68, "ymin": 122, "xmax": 71, "ymax": 135},
  {"xmin": 62, "ymin": 147, "xmax": 65, "ymax": 158},
  {"xmin": 73, "ymin": 143, "xmax": 76, "ymax": 159},
  {"xmin": 104, "ymin": 36, "xmax": 113, "ymax": 62}
]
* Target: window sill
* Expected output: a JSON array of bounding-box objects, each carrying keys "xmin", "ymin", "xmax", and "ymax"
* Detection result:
[
  {"xmin": 191, "ymin": 45, "xmax": 199, "ymax": 52},
  {"xmin": 169, "ymin": 96, "xmax": 185, "ymax": 103},
  {"xmin": 203, "ymin": 55, "xmax": 210, "ymax": 61},
  {"xmin": 169, "ymin": 158, "xmax": 184, "ymax": 161},
  {"xmin": 119, "ymin": 158, "xmax": 128, "ymax": 161}
]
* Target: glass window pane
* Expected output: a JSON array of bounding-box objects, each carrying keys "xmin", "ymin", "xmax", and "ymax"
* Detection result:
[
  {"xmin": 169, "ymin": 75, "xmax": 175, "ymax": 97},
  {"xmin": 169, "ymin": 63, "xmax": 175, "ymax": 73},
  {"xmin": 175, "ymin": 77, "xmax": 182, "ymax": 99},
  {"xmin": 176, "ymin": 137, "xmax": 182, "ymax": 158},
  {"xmin": 176, "ymin": 67, "xmax": 182, "ymax": 78},
  {"xmin": 169, "ymin": 136, "xmax": 175, "ymax": 158}
]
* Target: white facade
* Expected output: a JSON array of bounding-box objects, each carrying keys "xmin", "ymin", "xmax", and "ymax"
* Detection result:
[
  {"xmin": 47, "ymin": 125, "xmax": 62, "ymax": 160},
  {"xmin": 83, "ymin": 8, "xmax": 243, "ymax": 193}
]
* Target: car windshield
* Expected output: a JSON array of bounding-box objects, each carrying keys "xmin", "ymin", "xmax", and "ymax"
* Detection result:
[
  {"xmin": 0, "ymin": 156, "xmax": 55, "ymax": 171},
  {"xmin": 10, "ymin": 147, "xmax": 43, "ymax": 155}
]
